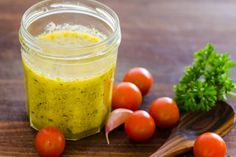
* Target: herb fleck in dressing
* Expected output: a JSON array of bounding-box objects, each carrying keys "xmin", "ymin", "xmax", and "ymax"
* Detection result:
[{"xmin": 23, "ymin": 30, "xmax": 115, "ymax": 140}]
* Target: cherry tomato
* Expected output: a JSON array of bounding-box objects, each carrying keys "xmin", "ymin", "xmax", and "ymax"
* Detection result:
[
  {"xmin": 123, "ymin": 67, "xmax": 153, "ymax": 96},
  {"xmin": 149, "ymin": 97, "xmax": 180, "ymax": 128},
  {"xmin": 112, "ymin": 82, "xmax": 142, "ymax": 111},
  {"xmin": 35, "ymin": 127, "xmax": 65, "ymax": 157},
  {"xmin": 194, "ymin": 132, "xmax": 226, "ymax": 157},
  {"xmin": 124, "ymin": 110, "xmax": 156, "ymax": 141}
]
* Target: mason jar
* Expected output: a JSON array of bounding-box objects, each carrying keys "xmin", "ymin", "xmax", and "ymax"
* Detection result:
[{"xmin": 19, "ymin": 0, "xmax": 121, "ymax": 140}]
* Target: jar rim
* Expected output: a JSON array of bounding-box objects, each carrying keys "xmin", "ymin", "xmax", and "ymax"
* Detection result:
[{"xmin": 19, "ymin": 0, "xmax": 121, "ymax": 59}]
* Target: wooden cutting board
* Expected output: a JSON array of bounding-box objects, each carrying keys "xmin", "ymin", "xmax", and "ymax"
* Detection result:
[{"xmin": 0, "ymin": 0, "xmax": 236, "ymax": 156}]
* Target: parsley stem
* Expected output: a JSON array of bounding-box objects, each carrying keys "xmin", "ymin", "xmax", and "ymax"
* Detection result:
[{"xmin": 227, "ymin": 91, "xmax": 236, "ymax": 99}]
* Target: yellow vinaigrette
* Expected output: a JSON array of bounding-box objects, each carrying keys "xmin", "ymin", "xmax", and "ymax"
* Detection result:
[
  {"xmin": 38, "ymin": 31, "xmax": 101, "ymax": 45},
  {"xmin": 23, "ymin": 31, "xmax": 115, "ymax": 140}
]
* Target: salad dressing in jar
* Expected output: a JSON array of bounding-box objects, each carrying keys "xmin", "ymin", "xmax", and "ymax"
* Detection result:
[{"xmin": 19, "ymin": 0, "xmax": 121, "ymax": 140}]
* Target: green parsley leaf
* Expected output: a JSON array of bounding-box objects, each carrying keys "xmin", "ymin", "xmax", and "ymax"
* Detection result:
[{"xmin": 175, "ymin": 44, "xmax": 236, "ymax": 112}]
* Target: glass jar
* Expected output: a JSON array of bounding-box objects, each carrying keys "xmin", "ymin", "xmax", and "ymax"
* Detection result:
[{"xmin": 19, "ymin": 0, "xmax": 121, "ymax": 140}]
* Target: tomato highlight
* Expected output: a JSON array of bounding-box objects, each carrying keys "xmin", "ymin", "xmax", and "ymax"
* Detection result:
[
  {"xmin": 124, "ymin": 110, "xmax": 156, "ymax": 141},
  {"xmin": 123, "ymin": 67, "xmax": 153, "ymax": 96},
  {"xmin": 149, "ymin": 97, "xmax": 180, "ymax": 128},
  {"xmin": 112, "ymin": 82, "xmax": 142, "ymax": 111},
  {"xmin": 194, "ymin": 132, "xmax": 226, "ymax": 157},
  {"xmin": 35, "ymin": 127, "xmax": 65, "ymax": 157}
]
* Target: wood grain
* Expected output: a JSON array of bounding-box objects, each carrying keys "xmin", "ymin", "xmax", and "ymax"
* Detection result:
[
  {"xmin": 150, "ymin": 101, "xmax": 235, "ymax": 157},
  {"xmin": 0, "ymin": 0, "xmax": 236, "ymax": 156}
]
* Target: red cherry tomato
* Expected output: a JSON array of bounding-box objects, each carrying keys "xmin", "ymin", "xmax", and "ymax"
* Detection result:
[
  {"xmin": 123, "ymin": 67, "xmax": 153, "ymax": 96},
  {"xmin": 124, "ymin": 110, "xmax": 156, "ymax": 141},
  {"xmin": 35, "ymin": 127, "xmax": 65, "ymax": 157},
  {"xmin": 149, "ymin": 97, "xmax": 180, "ymax": 128},
  {"xmin": 112, "ymin": 82, "xmax": 142, "ymax": 111},
  {"xmin": 194, "ymin": 132, "xmax": 226, "ymax": 157}
]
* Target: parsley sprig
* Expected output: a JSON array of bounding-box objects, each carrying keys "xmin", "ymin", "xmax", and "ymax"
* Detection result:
[{"xmin": 175, "ymin": 44, "xmax": 236, "ymax": 112}]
